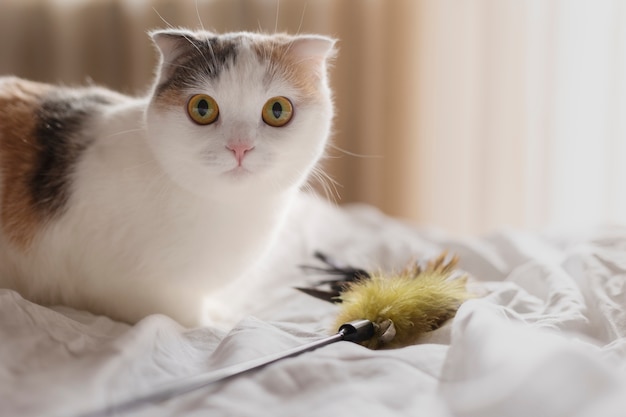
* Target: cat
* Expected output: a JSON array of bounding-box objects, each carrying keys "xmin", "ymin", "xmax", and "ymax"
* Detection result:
[{"xmin": 0, "ymin": 29, "xmax": 336, "ymax": 327}]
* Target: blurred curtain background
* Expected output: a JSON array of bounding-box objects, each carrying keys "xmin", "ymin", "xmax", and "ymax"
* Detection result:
[{"xmin": 0, "ymin": 0, "xmax": 624, "ymax": 235}]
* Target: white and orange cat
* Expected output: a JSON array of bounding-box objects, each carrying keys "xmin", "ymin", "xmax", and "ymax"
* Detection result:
[{"xmin": 0, "ymin": 29, "xmax": 336, "ymax": 327}]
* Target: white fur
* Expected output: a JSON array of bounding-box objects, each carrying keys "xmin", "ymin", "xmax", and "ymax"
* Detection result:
[{"xmin": 0, "ymin": 32, "xmax": 335, "ymax": 327}]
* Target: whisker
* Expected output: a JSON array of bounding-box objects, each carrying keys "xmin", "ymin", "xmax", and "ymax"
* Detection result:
[
  {"xmin": 318, "ymin": 175, "xmax": 336, "ymax": 203},
  {"xmin": 104, "ymin": 128, "xmax": 144, "ymax": 139},
  {"xmin": 203, "ymin": 36, "xmax": 219, "ymax": 74},
  {"xmin": 308, "ymin": 166, "xmax": 341, "ymax": 203},
  {"xmin": 327, "ymin": 143, "xmax": 382, "ymax": 159},
  {"xmin": 296, "ymin": 2, "xmax": 308, "ymax": 35},
  {"xmin": 152, "ymin": 7, "xmax": 176, "ymax": 29},
  {"xmin": 195, "ymin": 0, "xmax": 206, "ymax": 32},
  {"xmin": 274, "ymin": 0, "xmax": 280, "ymax": 34},
  {"xmin": 160, "ymin": 62, "xmax": 198, "ymax": 73},
  {"xmin": 122, "ymin": 159, "xmax": 160, "ymax": 180}
]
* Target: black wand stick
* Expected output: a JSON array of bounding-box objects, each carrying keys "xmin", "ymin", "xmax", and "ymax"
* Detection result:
[{"xmin": 75, "ymin": 320, "xmax": 375, "ymax": 417}]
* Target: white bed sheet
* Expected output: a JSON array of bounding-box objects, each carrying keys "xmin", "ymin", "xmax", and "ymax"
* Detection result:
[{"xmin": 2, "ymin": 195, "xmax": 626, "ymax": 417}]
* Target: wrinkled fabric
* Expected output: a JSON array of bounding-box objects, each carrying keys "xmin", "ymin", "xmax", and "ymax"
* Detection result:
[{"xmin": 1, "ymin": 196, "xmax": 625, "ymax": 417}]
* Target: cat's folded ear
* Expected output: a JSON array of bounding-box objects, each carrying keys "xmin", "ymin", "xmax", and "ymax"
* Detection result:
[
  {"xmin": 286, "ymin": 35, "xmax": 337, "ymax": 80},
  {"xmin": 150, "ymin": 29, "xmax": 208, "ymax": 82},
  {"xmin": 150, "ymin": 29, "xmax": 202, "ymax": 62},
  {"xmin": 289, "ymin": 35, "xmax": 337, "ymax": 65}
]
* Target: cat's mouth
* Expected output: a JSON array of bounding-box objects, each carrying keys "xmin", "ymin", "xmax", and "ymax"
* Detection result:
[{"xmin": 223, "ymin": 166, "xmax": 252, "ymax": 178}]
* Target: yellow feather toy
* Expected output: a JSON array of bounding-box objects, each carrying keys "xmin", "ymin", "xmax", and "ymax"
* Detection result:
[
  {"xmin": 299, "ymin": 252, "xmax": 472, "ymax": 349},
  {"xmin": 333, "ymin": 253, "xmax": 470, "ymax": 349}
]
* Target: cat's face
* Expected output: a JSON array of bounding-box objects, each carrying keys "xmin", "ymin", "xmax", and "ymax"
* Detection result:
[{"xmin": 145, "ymin": 30, "xmax": 336, "ymax": 201}]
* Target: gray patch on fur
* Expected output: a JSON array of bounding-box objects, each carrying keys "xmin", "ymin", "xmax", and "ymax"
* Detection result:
[
  {"xmin": 32, "ymin": 91, "xmax": 114, "ymax": 218},
  {"xmin": 155, "ymin": 36, "xmax": 239, "ymax": 96}
]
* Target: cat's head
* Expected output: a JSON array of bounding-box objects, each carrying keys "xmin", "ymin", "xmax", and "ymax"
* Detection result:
[{"xmin": 145, "ymin": 29, "xmax": 336, "ymax": 201}]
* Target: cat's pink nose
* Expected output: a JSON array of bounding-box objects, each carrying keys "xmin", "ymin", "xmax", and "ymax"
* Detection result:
[{"xmin": 226, "ymin": 142, "xmax": 255, "ymax": 166}]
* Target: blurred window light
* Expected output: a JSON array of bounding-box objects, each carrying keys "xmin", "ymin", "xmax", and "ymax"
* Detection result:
[{"xmin": 414, "ymin": 0, "xmax": 626, "ymax": 234}]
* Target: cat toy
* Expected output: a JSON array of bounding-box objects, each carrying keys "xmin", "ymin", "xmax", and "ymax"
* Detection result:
[
  {"xmin": 298, "ymin": 251, "xmax": 471, "ymax": 349},
  {"xmin": 75, "ymin": 252, "xmax": 471, "ymax": 417}
]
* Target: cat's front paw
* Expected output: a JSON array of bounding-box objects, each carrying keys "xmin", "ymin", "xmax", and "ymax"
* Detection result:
[{"xmin": 200, "ymin": 296, "xmax": 246, "ymax": 330}]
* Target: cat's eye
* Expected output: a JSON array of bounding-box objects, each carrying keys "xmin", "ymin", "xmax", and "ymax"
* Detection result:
[
  {"xmin": 187, "ymin": 94, "xmax": 219, "ymax": 125},
  {"xmin": 262, "ymin": 97, "xmax": 294, "ymax": 127}
]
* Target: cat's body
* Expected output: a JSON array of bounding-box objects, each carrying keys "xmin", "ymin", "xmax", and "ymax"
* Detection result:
[{"xmin": 0, "ymin": 30, "xmax": 335, "ymax": 327}]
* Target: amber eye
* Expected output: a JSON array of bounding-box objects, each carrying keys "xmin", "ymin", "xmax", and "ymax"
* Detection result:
[
  {"xmin": 262, "ymin": 96, "xmax": 294, "ymax": 127},
  {"xmin": 187, "ymin": 94, "xmax": 219, "ymax": 125}
]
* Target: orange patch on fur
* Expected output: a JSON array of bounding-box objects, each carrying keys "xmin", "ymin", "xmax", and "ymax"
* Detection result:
[
  {"xmin": 254, "ymin": 39, "xmax": 324, "ymax": 100},
  {"xmin": 0, "ymin": 77, "xmax": 52, "ymax": 250},
  {"xmin": 154, "ymin": 87, "xmax": 187, "ymax": 109}
]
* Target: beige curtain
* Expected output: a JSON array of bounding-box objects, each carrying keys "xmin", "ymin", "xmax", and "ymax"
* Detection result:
[{"xmin": 1, "ymin": 0, "xmax": 624, "ymax": 235}]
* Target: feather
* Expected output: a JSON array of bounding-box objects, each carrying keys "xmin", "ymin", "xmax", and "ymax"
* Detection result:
[
  {"xmin": 332, "ymin": 252, "xmax": 472, "ymax": 349},
  {"xmin": 297, "ymin": 251, "xmax": 370, "ymax": 302}
]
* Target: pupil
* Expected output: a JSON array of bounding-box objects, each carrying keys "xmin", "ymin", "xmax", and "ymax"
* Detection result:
[
  {"xmin": 197, "ymin": 99, "xmax": 209, "ymax": 117},
  {"xmin": 272, "ymin": 102, "xmax": 283, "ymax": 119}
]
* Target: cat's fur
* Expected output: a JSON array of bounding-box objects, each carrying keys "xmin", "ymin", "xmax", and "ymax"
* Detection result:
[{"xmin": 0, "ymin": 30, "xmax": 336, "ymax": 327}]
